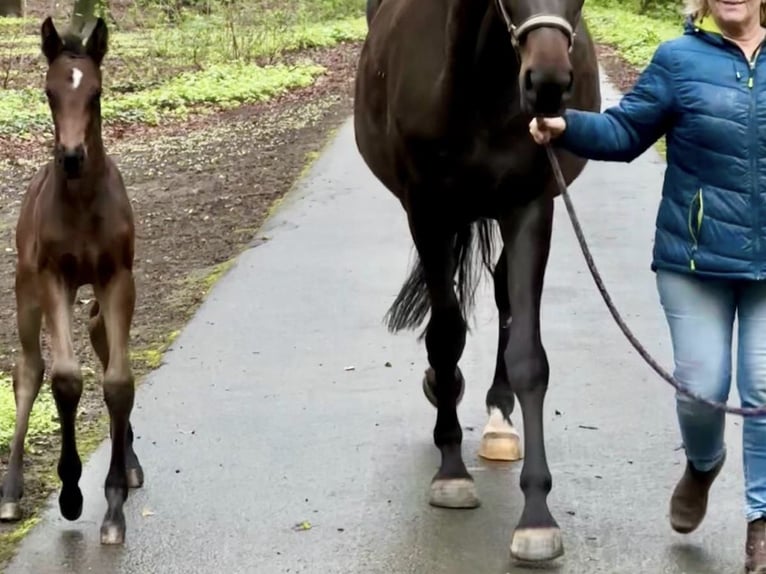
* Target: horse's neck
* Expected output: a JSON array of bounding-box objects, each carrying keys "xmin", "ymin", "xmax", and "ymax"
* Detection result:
[
  {"xmin": 440, "ymin": 1, "xmax": 519, "ymax": 124},
  {"xmin": 444, "ymin": 0, "xmax": 493, "ymax": 80}
]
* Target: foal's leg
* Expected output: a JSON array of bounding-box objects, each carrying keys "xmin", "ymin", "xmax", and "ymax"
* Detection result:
[
  {"xmin": 41, "ymin": 273, "xmax": 84, "ymax": 521},
  {"xmin": 479, "ymin": 250, "xmax": 522, "ymax": 462},
  {"xmin": 94, "ymin": 269, "xmax": 136, "ymax": 545},
  {"xmin": 88, "ymin": 301, "xmax": 144, "ymax": 489},
  {"xmin": 0, "ymin": 270, "xmax": 45, "ymax": 521},
  {"xmin": 409, "ymin": 210, "xmax": 477, "ymax": 509},
  {"xmin": 501, "ymin": 195, "xmax": 561, "ymax": 562}
]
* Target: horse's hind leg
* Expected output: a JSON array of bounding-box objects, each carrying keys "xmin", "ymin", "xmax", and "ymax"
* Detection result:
[
  {"xmin": 41, "ymin": 273, "xmax": 84, "ymax": 522},
  {"xmin": 501, "ymin": 195, "xmax": 561, "ymax": 562},
  {"xmin": 408, "ymin": 211, "xmax": 477, "ymax": 509},
  {"xmin": 0, "ymin": 270, "xmax": 45, "ymax": 521},
  {"xmin": 88, "ymin": 301, "xmax": 143, "ymax": 489},
  {"xmin": 94, "ymin": 269, "xmax": 136, "ymax": 545},
  {"xmin": 479, "ymin": 250, "xmax": 522, "ymax": 462}
]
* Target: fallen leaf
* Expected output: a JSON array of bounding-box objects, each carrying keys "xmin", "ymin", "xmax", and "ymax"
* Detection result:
[
  {"xmin": 344, "ymin": 366, "xmax": 355, "ymax": 371},
  {"xmin": 292, "ymin": 521, "xmax": 312, "ymax": 531},
  {"xmin": 141, "ymin": 508, "xmax": 155, "ymax": 517}
]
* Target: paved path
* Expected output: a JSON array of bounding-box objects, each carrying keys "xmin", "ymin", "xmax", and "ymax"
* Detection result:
[{"xmin": 4, "ymin": 74, "xmax": 747, "ymax": 573}]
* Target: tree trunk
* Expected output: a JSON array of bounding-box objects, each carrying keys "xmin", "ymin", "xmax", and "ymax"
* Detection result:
[
  {"xmin": 0, "ymin": 0, "xmax": 24, "ymax": 17},
  {"xmin": 70, "ymin": 0, "xmax": 98, "ymax": 36}
]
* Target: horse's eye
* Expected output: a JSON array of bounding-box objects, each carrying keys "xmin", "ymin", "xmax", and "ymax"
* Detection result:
[
  {"xmin": 91, "ymin": 90, "xmax": 102, "ymax": 104},
  {"xmin": 45, "ymin": 89, "xmax": 53, "ymax": 100}
]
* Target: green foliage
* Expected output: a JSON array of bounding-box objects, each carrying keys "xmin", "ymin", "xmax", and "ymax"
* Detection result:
[
  {"xmin": 0, "ymin": 63, "xmax": 325, "ymax": 134},
  {"xmin": 585, "ymin": 0, "xmax": 684, "ymax": 67},
  {"xmin": 0, "ymin": 2, "xmax": 367, "ymax": 135},
  {"xmin": 103, "ymin": 62, "xmax": 326, "ymax": 124},
  {"xmin": 0, "ymin": 374, "xmax": 58, "ymax": 452}
]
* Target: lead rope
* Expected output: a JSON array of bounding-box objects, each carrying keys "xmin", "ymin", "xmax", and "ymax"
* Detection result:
[{"xmin": 542, "ymin": 142, "xmax": 766, "ymax": 417}]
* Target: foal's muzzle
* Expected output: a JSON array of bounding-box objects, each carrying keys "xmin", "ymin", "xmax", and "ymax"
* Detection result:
[{"xmin": 57, "ymin": 144, "xmax": 85, "ymax": 179}]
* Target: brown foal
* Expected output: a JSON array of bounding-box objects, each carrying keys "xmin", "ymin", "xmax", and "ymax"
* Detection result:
[{"xmin": 0, "ymin": 17, "xmax": 143, "ymax": 545}]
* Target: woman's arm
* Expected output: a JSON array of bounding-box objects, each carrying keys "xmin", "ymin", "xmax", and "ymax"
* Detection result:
[{"xmin": 532, "ymin": 42, "xmax": 676, "ymax": 161}]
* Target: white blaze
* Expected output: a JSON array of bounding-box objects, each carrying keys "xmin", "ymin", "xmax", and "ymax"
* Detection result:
[{"xmin": 71, "ymin": 67, "xmax": 83, "ymax": 90}]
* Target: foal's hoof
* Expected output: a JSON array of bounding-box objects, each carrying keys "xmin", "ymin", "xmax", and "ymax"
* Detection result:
[
  {"xmin": 59, "ymin": 485, "xmax": 83, "ymax": 521},
  {"xmin": 510, "ymin": 527, "xmax": 564, "ymax": 562},
  {"xmin": 127, "ymin": 467, "xmax": 144, "ymax": 489},
  {"xmin": 479, "ymin": 408, "xmax": 522, "ymax": 462},
  {"xmin": 0, "ymin": 501, "xmax": 21, "ymax": 522},
  {"xmin": 429, "ymin": 478, "xmax": 480, "ymax": 509},
  {"xmin": 422, "ymin": 367, "xmax": 465, "ymax": 408},
  {"xmin": 100, "ymin": 521, "xmax": 126, "ymax": 545}
]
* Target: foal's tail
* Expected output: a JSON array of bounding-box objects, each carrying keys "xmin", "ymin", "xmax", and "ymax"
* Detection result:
[{"xmin": 385, "ymin": 219, "xmax": 498, "ymax": 336}]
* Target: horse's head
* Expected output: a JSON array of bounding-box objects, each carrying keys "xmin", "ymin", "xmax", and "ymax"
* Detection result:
[
  {"xmin": 40, "ymin": 17, "xmax": 108, "ymax": 179},
  {"xmin": 496, "ymin": 0, "xmax": 582, "ymax": 116}
]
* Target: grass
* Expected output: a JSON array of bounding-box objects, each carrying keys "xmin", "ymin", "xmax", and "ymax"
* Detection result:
[
  {"xmin": 0, "ymin": 374, "xmax": 58, "ymax": 452},
  {"xmin": 0, "ymin": 1, "xmax": 366, "ymax": 136}
]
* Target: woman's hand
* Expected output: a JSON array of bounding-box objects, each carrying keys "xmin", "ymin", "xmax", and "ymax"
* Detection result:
[{"xmin": 529, "ymin": 116, "xmax": 567, "ymax": 144}]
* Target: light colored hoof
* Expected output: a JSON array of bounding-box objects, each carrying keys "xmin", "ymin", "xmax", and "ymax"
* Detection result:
[
  {"xmin": 510, "ymin": 527, "xmax": 564, "ymax": 562},
  {"xmin": 0, "ymin": 501, "xmax": 21, "ymax": 522},
  {"xmin": 127, "ymin": 467, "xmax": 144, "ymax": 489},
  {"xmin": 478, "ymin": 408, "xmax": 523, "ymax": 461},
  {"xmin": 100, "ymin": 523, "xmax": 125, "ymax": 545},
  {"xmin": 429, "ymin": 478, "xmax": 480, "ymax": 509}
]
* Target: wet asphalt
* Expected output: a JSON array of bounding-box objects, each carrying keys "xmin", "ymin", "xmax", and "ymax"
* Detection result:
[{"xmin": 2, "ymin": 75, "xmax": 749, "ymax": 573}]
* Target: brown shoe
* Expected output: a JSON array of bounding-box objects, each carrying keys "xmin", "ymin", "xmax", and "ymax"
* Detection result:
[
  {"xmin": 747, "ymin": 519, "xmax": 766, "ymax": 573},
  {"xmin": 669, "ymin": 452, "xmax": 726, "ymax": 534}
]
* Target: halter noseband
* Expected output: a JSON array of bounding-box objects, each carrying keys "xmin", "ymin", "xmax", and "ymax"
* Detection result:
[{"xmin": 494, "ymin": 0, "xmax": 577, "ymax": 52}]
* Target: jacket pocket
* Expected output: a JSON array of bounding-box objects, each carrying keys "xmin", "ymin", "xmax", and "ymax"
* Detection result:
[{"xmin": 687, "ymin": 187, "xmax": 704, "ymax": 270}]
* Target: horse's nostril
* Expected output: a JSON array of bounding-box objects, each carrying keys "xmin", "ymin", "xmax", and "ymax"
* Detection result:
[{"xmin": 524, "ymin": 69, "xmax": 535, "ymax": 92}]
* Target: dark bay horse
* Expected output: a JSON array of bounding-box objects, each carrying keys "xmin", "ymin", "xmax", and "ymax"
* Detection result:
[
  {"xmin": 0, "ymin": 17, "xmax": 142, "ymax": 545},
  {"xmin": 354, "ymin": 0, "xmax": 600, "ymax": 562}
]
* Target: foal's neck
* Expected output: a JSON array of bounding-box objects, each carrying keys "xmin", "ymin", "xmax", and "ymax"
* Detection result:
[{"xmin": 57, "ymin": 117, "xmax": 108, "ymax": 200}]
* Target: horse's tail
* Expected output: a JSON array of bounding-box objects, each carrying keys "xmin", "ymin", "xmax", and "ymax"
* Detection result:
[{"xmin": 384, "ymin": 218, "xmax": 498, "ymax": 336}]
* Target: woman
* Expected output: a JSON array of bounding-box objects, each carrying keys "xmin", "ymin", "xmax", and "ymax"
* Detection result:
[{"xmin": 529, "ymin": 0, "xmax": 766, "ymax": 571}]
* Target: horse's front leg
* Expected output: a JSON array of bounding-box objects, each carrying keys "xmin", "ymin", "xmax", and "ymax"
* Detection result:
[
  {"xmin": 501, "ymin": 193, "xmax": 561, "ymax": 562},
  {"xmin": 480, "ymin": 249, "xmax": 522, "ymax": 462},
  {"xmin": 94, "ymin": 267, "xmax": 136, "ymax": 545}
]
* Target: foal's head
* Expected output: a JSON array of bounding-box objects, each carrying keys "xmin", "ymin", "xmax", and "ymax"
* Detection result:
[
  {"xmin": 40, "ymin": 17, "xmax": 108, "ymax": 179},
  {"xmin": 495, "ymin": 0, "xmax": 583, "ymax": 115}
]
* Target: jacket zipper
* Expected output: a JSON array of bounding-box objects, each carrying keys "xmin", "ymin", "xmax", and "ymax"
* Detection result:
[
  {"xmin": 748, "ymin": 45, "xmax": 761, "ymax": 278},
  {"xmin": 689, "ymin": 188, "xmax": 703, "ymax": 270}
]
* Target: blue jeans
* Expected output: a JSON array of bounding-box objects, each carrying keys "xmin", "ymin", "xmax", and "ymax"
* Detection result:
[
  {"xmin": 656, "ymin": 270, "xmax": 766, "ymax": 522},
  {"xmin": 657, "ymin": 270, "xmax": 766, "ymax": 522}
]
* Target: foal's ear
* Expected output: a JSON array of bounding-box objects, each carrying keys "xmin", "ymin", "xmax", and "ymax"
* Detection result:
[
  {"xmin": 41, "ymin": 16, "xmax": 63, "ymax": 64},
  {"xmin": 85, "ymin": 17, "xmax": 108, "ymax": 67}
]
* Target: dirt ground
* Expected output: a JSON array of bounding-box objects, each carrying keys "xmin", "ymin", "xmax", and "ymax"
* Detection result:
[{"xmin": 0, "ymin": 39, "xmax": 361, "ymax": 546}]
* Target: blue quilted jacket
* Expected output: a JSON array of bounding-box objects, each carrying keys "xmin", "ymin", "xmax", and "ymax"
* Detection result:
[{"xmin": 560, "ymin": 16, "xmax": 766, "ymax": 279}]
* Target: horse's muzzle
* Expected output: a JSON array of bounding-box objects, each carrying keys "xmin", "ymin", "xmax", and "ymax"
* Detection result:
[
  {"xmin": 523, "ymin": 68, "xmax": 574, "ymax": 116},
  {"xmin": 58, "ymin": 145, "xmax": 85, "ymax": 179}
]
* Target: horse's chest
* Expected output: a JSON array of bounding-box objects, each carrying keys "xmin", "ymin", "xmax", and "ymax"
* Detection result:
[{"xmin": 39, "ymin": 221, "xmax": 124, "ymax": 286}]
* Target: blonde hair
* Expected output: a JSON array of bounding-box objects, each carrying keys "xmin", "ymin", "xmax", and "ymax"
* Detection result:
[{"xmin": 683, "ymin": 0, "xmax": 766, "ymax": 23}]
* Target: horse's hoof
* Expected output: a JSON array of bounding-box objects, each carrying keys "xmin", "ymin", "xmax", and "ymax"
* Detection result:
[
  {"xmin": 59, "ymin": 485, "xmax": 83, "ymax": 521},
  {"xmin": 429, "ymin": 478, "xmax": 480, "ymax": 509},
  {"xmin": 510, "ymin": 527, "xmax": 564, "ymax": 562},
  {"xmin": 100, "ymin": 521, "xmax": 126, "ymax": 545},
  {"xmin": 422, "ymin": 367, "xmax": 465, "ymax": 408},
  {"xmin": 479, "ymin": 408, "xmax": 523, "ymax": 461},
  {"xmin": 0, "ymin": 501, "xmax": 21, "ymax": 522},
  {"xmin": 127, "ymin": 467, "xmax": 144, "ymax": 489}
]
